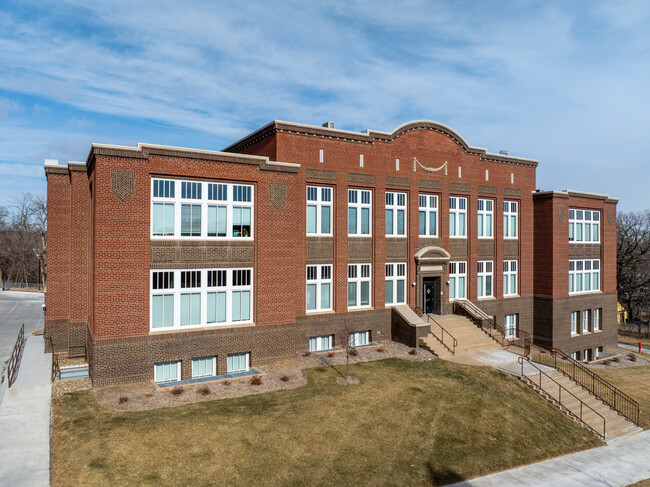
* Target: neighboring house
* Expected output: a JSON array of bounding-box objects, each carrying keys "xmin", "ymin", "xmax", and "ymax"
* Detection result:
[
  {"xmin": 617, "ymin": 301, "xmax": 628, "ymax": 325},
  {"xmin": 43, "ymin": 120, "xmax": 618, "ymax": 386}
]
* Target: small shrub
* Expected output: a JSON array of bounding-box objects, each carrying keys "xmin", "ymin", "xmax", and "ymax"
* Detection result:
[
  {"xmin": 612, "ymin": 356, "xmax": 620, "ymax": 363},
  {"xmin": 326, "ymin": 351, "xmax": 335, "ymax": 358},
  {"xmin": 144, "ymin": 392, "xmax": 154, "ymax": 398},
  {"xmin": 280, "ymin": 375, "xmax": 290, "ymax": 382},
  {"xmin": 170, "ymin": 386, "xmax": 184, "ymax": 396},
  {"xmin": 349, "ymin": 348, "xmax": 358, "ymax": 357},
  {"xmin": 250, "ymin": 375, "xmax": 263, "ymax": 386},
  {"xmin": 303, "ymin": 351, "xmax": 311, "ymax": 357},
  {"xmin": 222, "ymin": 380, "xmax": 232, "ymax": 386},
  {"xmin": 377, "ymin": 346, "xmax": 385, "ymax": 353},
  {"xmin": 630, "ymin": 353, "xmax": 638, "ymax": 362},
  {"xmin": 198, "ymin": 386, "xmax": 211, "ymax": 395},
  {"xmin": 603, "ymin": 359, "xmax": 610, "ymax": 365},
  {"xmin": 409, "ymin": 349, "xmax": 417, "ymax": 356},
  {"xmin": 118, "ymin": 396, "xmax": 129, "ymax": 404}
]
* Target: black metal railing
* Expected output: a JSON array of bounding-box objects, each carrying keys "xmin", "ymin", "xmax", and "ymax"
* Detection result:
[
  {"xmin": 7, "ymin": 324, "xmax": 25, "ymax": 387},
  {"xmin": 531, "ymin": 346, "xmax": 640, "ymax": 425},
  {"xmin": 49, "ymin": 336, "xmax": 60, "ymax": 382},
  {"xmin": 426, "ymin": 314, "xmax": 457, "ymax": 355},
  {"xmin": 518, "ymin": 356, "xmax": 606, "ymax": 440}
]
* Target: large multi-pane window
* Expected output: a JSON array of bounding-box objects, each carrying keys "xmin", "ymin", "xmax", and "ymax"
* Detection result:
[
  {"xmin": 385, "ymin": 263, "xmax": 406, "ymax": 305},
  {"xmin": 477, "ymin": 261, "xmax": 493, "ymax": 298},
  {"xmin": 306, "ymin": 264, "xmax": 332, "ymax": 312},
  {"xmin": 150, "ymin": 268, "xmax": 253, "ymax": 329},
  {"xmin": 569, "ymin": 259, "xmax": 600, "ymax": 294},
  {"xmin": 309, "ymin": 335, "xmax": 334, "ymax": 352},
  {"xmin": 307, "ymin": 186, "xmax": 332, "ymax": 235},
  {"xmin": 503, "ymin": 260, "xmax": 518, "ymax": 296},
  {"xmin": 448, "ymin": 261, "xmax": 466, "ymax": 300},
  {"xmin": 503, "ymin": 201, "xmax": 518, "ymax": 238},
  {"xmin": 192, "ymin": 357, "xmax": 216, "ymax": 378},
  {"xmin": 477, "ymin": 199, "xmax": 493, "ymax": 238},
  {"xmin": 505, "ymin": 314, "xmax": 517, "ymax": 339},
  {"xmin": 449, "ymin": 197, "xmax": 467, "ymax": 237},
  {"xmin": 349, "ymin": 331, "xmax": 370, "ymax": 347},
  {"xmin": 385, "ymin": 192, "xmax": 406, "ymax": 236},
  {"xmin": 348, "ymin": 189, "xmax": 372, "ymax": 235},
  {"xmin": 418, "ymin": 194, "xmax": 438, "ymax": 237},
  {"xmin": 154, "ymin": 361, "xmax": 180, "ymax": 383},
  {"xmin": 227, "ymin": 352, "xmax": 250, "ymax": 373},
  {"xmin": 571, "ymin": 311, "xmax": 578, "ymax": 335},
  {"xmin": 151, "ymin": 178, "xmax": 253, "ymax": 239},
  {"xmin": 569, "ymin": 209, "xmax": 600, "ymax": 243},
  {"xmin": 348, "ymin": 263, "xmax": 371, "ymax": 308}
]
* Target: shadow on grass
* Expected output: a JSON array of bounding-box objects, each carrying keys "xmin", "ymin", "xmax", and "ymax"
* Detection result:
[{"xmin": 426, "ymin": 462, "xmax": 465, "ymax": 486}]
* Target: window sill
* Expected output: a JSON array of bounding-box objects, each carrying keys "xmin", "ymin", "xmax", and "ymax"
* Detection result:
[
  {"xmin": 151, "ymin": 236, "xmax": 254, "ymax": 241},
  {"xmin": 449, "ymin": 236, "xmax": 467, "ymax": 239},
  {"xmin": 571, "ymin": 333, "xmax": 579, "ymax": 337},
  {"xmin": 503, "ymin": 294, "xmax": 519, "ymax": 299},
  {"xmin": 569, "ymin": 241, "xmax": 600, "ymax": 244},
  {"xmin": 150, "ymin": 322, "xmax": 256, "ymax": 334},
  {"xmin": 306, "ymin": 309, "xmax": 335, "ymax": 315},
  {"xmin": 347, "ymin": 306, "xmax": 374, "ymax": 312},
  {"xmin": 348, "ymin": 234, "xmax": 372, "ymax": 238},
  {"xmin": 418, "ymin": 235, "xmax": 440, "ymax": 239},
  {"xmin": 594, "ymin": 329, "xmax": 602, "ymax": 333},
  {"xmin": 385, "ymin": 235, "xmax": 407, "ymax": 238},
  {"xmin": 384, "ymin": 303, "xmax": 407, "ymax": 308},
  {"xmin": 477, "ymin": 296, "xmax": 495, "ymax": 301},
  {"xmin": 307, "ymin": 233, "xmax": 333, "ymax": 238},
  {"xmin": 503, "ymin": 237, "xmax": 519, "ymax": 240},
  {"xmin": 477, "ymin": 236, "xmax": 494, "ymax": 240},
  {"xmin": 569, "ymin": 291, "xmax": 602, "ymax": 296}
]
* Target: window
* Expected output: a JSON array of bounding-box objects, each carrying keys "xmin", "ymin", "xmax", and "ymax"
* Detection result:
[
  {"xmin": 503, "ymin": 260, "xmax": 518, "ymax": 296},
  {"xmin": 505, "ymin": 314, "xmax": 517, "ymax": 339},
  {"xmin": 477, "ymin": 261, "xmax": 493, "ymax": 298},
  {"xmin": 192, "ymin": 357, "xmax": 216, "ymax": 378},
  {"xmin": 307, "ymin": 186, "xmax": 332, "ymax": 235},
  {"xmin": 477, "ymin": 199, "xmax": 493, "ymax": 238},
  {"xmin": 503, "ymin": 201, "xmax": 518, "ymax": 238},
  {"xmin": 227, "ymin": 352, "xmax": 250, "ymax": 373},
  {"xmin": 348, "ymin": 264, "xmax": 371, "ymax": 308},
  {"xmin": 154, "ymin": 361, "xmax": 180, "ymax": 383},
  {"xmin": 349, "ymin": 331, "xmax": 370, "ymax": 347},
  {"xmin": 582, "ymin": 310, "xmax": 590, "ymax": 333},
  {"xmin": 594, "ymin": 308, "xmax": 601, "ymax": 331},
  {"xmin": 309, "ymin": 335, "xmax": 333, "ymax": 352},
  {"xmin": 569, "ymin": 259, "xmax": 600, "ymax": 294},
  {"xmin": 419, "ymin": 194, "xmax": 438, "ymax": 237},
  {"xmin": 449, "ymin": 197, "xmax": 467, "ymax": 237},
  {"xmin": 306, "ymin": 264, "xmax": 332, "ymax": 312},
  {"xmin": 448, "ymin": 261, "xmax": 466, "ymax": 300},
  {"xmin": 385, "ymin": 263, "xmax": 406, "ymax": 305},
  {"xmin": 569, "ymin": 209, "xmax": 600, "ymax": 243},
  {"xmin": 385, "ymin": 192, "xmax": 406, "ymax": 236},
  {"xmin": 150, "ymin": 268, "xmax": 253, "ymax": 330},
  {"xmin": 571, "ymin": 351, "xmax": 581, "ymax": 361},
  {"xmin": 571, "ymin": 311, "xmax": 578, "ymax": 335},
  {"xmin": 151, "ymin": 178, "xmax": 253, "ymax": 239},
  {"xmin": 348, "ymin": 189, "xmax": 372, "ymax": 235}
]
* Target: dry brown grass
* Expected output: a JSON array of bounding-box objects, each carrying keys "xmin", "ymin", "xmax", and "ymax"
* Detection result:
[
  {"xmin": 597, "ymin": 362, "xmax": 650, "ymax": 428},
  {"xmin": 51, "ymin": 359, "xmax": 600, "ymax": 487},
  {"xmin": 618, "ymin": 336, "xmax": 650, "ymax": 350}
]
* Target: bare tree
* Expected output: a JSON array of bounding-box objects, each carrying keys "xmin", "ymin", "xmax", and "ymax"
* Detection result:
[
  {"xmin": 336, "ymin": 323, "xmax": 356, "ymax": 380},
  {"xmin": 617, "ymin": 211, "xmax": 650, "ymax": 323},
  {"xmin": 30, "ymin": 194, "xmax": 47, "ymax": 290}
]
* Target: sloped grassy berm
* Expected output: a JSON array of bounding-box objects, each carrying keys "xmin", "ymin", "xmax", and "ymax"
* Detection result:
[{"xmin": 51, "ymin": 359, "xmax": 600, "ymax": 487}]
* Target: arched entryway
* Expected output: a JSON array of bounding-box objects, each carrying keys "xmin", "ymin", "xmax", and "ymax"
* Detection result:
[{"xmin": 414, "ymin": 246, "xmax": 450, "ymax": 316}]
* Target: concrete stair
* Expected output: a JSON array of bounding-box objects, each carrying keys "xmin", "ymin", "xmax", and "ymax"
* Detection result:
[
  {"xmin": 524, "ymin": 368, "xmax": 642, "ymax": 442},
  {"xmin": 419, "ymin": 314, "xmax": 500, "ymax": 359}
]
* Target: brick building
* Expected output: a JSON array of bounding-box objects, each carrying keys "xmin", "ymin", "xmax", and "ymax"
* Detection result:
[{"xmin": 44, "ymin": 120, "xmax": 618, "ymax": 386}]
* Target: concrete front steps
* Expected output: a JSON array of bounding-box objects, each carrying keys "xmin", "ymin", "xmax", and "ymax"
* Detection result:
[
  {"xmin": 419, "ymin": 314, "xmax": 500, "ymax": 359},
  {"xmin": 524, "ymin": 368, "xmax": 642, "ymax": 442}
]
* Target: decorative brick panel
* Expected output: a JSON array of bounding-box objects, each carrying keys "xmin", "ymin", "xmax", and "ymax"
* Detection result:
[
  {"xmin": 386, "ymin": 239, "xmax": 408, "ymax": 261},
  {"xmin": 478, "ymin": 185, "xmax": 497, "ymax": 195},
  {"xmin": 348, "ymin": 238, "xmax": 373, "ymax": 262},
  {"xmin": 348, "ymin": 172, "xmax": 375, "ymax": 184},
  {"xmin": 386, "ymin": 175, "xmax": 410, "ymax": 187},
  {"xmin": 450, "ymin": 182, "xmax": 470, "ymax": 192},
  {"xmin": 419, "ymin": 179, "xmax": 442, "ymax": 190},
  {"xmin": 504, "ymin": 187, "xmax": 522, "ymax": 196},
  {"xmin": 306, "ymin": 238, "xmax": 334, "ymax": 263},
  {"xmin": 306, "ymin": 168, "xmax": 336, "ymax": 181}
]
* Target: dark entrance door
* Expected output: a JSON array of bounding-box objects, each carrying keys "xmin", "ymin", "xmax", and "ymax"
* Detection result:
[{"xmin": 423, "ymin": 277, "xmax": 441, "ymax": 315}]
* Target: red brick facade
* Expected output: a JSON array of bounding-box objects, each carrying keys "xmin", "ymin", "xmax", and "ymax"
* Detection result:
[{"xmin": 44, "ymin": 120, "xmax": 618, "ymax": 385}]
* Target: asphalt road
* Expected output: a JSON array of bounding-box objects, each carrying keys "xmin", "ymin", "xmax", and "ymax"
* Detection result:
[{"xmin": 0, "ymin": 291, "xmax": 44, "ymax": 379}]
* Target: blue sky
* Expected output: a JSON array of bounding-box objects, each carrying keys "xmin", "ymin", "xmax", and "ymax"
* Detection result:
[{"xmin": 1, "ymin": 0, "xmax": 648, "ymax": 211}]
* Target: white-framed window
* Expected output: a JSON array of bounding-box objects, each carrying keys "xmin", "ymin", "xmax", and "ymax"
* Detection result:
[
  {"xmin": 150, "ymin": 268, "xmax": 253, "ymax": 330},
  {"xmin": 154, "ymin": 361, "xmax": 181, "ymax": 383},
  {"xmin": 309, "ymin": 335, "xmax": 334, "ymax": 352},
  {"xmin": 385, "ymin": 263, "xmax": 406, "ymax": 305},
  {"xmin": 448, "ymin": 261, "xmax": 466, "ymax": 300},
  {"xmin": 151, "ymin": 178, "xmax": 253, "ymax": 239},
  {"xmin": 571, "ymin": 351, "xmax": 580, "ymax": 361},
  {"xmin": 503, "ymin": 260, "xmax": 518, "ymax": 296},
  {"xmin": 192, "ymin": 357, "xmax": 216, "ymax": 378},
  {"xmin": 385, "ymin": 192, "xmax": 406, "ymax": 236},
  {"xmin": 569, "ymin": 209, "xmax": 600, "ymax": 243},
  {"xmin": 477, "ymin": 261, "xmax": 493, "ymax": 298},
  {"xmin": 348, "ymin": 263, "xmax": 371, "ymax": 308},
  {"xmin": 349, "ymin": 331, "xmax": 370, "ymax": 347},
  {"xmin": 594, "ymin": 308, "xmax": 601, "ymax": 331},
  {"xmin": 571, "ymin": 311, "xmax": 578, "ymax": 335},
  {"xmin": 503, "ymin": 201, "xmax": 518, "ymax": 238},
  {"xmin": 419, "ymin": 194, "xmax": 438, "ymax": 237},
  {"xmin": 582, "ymin": 310, "xmax": 590, "ymax": 333},
  {"xmin": 306, "ymin": 264, "xmax": 332, "ymax": 312},
  {"xmin": 505, "ymin": 314, "xmax": 517, "ymax": 339},
  {"xmin": 477, "ymin": 199, "xmax": 493, "ymax": 238},
  {"xmin": 449, "ymin": 197, "xmax": 467, "ymax": 237},
  {"xmin": 227, "ymin": 352, "xmax": 250, "ymax": 373},
  {"xmin": 348, "ymin": 189, "xmax": 372, "ymax": 236},
  {"xmin": 569, "ymin": 259, "xmax": 600, "ymax": 294},
  {"xmin": 307, "ymin": 186, "xmax": 332, "ymax": 235}
]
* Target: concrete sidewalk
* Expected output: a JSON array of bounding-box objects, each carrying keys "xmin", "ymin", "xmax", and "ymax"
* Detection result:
[
  {"xmin": 450, "ymin": 429, "xmax": 650, "ymax": 486},
  {"xmin": 0, "ymin": 335, "xmax": 51, "ymax": 486}
]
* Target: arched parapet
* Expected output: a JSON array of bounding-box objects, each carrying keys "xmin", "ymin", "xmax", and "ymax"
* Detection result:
[{"xmin": 414, "ymin": 246, "xmax": 451, "ymax": 265}]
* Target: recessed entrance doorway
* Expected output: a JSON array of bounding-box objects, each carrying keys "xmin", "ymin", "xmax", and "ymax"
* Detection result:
[{"xmin": 422, "ymin": 277, "xmax": 442, "ymax": 315}]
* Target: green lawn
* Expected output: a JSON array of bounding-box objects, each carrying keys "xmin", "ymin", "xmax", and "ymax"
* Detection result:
[{"xmin": 51, "ymin": 359, "xmax": 600, "ymax": 487}]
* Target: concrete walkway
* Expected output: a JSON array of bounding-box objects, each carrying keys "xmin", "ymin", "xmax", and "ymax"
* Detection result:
[
  {"xmin": 0, "ymin": 335, "xmax": 51, "ymax": 486},
  {"xmin": 449, "ymin": 429, "xmax": 650, "ymax": 486}
]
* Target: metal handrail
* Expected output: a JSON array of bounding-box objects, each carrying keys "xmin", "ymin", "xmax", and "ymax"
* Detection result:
[
  {"xmin": 531, "ymin": 346, "xmax": 640, "ymax": 425},
  {"xmin": 518, "ymin": 356, "xmax": 606, "ymax": 440},
  {"xmin": 453, "ymin": 300, "xmax": 532, "ymax": 356},
  {"xmin": 48, "ymin": 336, "xmax": 60, "ymax": 382},
  {"xmin": 426, "ymin": 314, "xmax": 457, "ymax": 355},
  {"xmin": 7, "ymin": 324, "xmax": 25, "ymax": 387}
]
